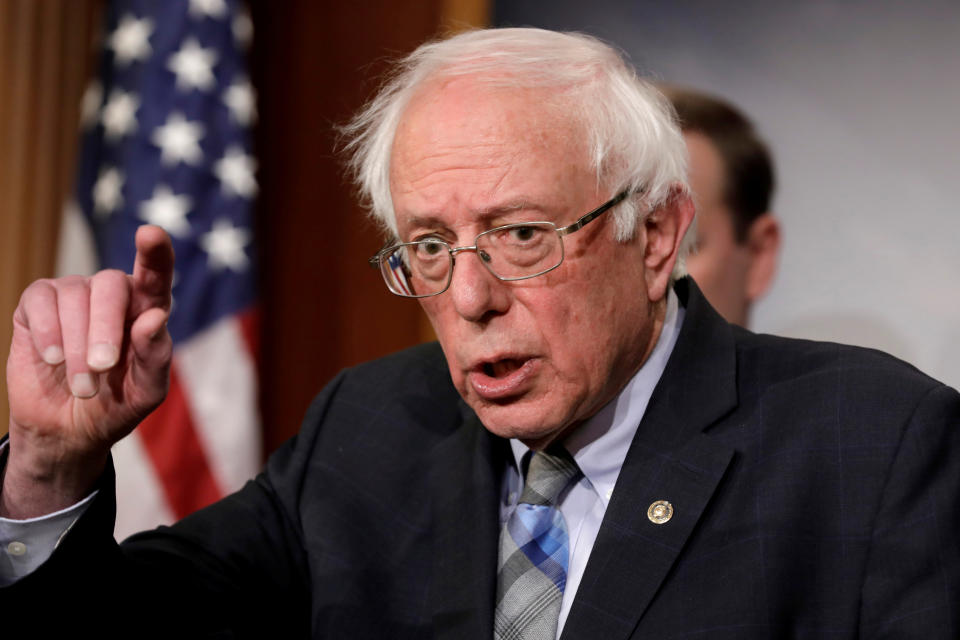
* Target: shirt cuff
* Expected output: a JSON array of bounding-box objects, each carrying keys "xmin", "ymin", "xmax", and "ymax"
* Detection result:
[{"xmin": 0, "ymin": 440, "xmax": 98, "ymax": 586}]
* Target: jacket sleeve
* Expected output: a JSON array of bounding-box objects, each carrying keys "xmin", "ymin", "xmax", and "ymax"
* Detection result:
[
  {"xmin": 859, "ymin": 382, "xmax": 960, "ymax": 638},
  {"xmin": 0, "ymin": 370, "xmax": 350, "ymax": 639}
]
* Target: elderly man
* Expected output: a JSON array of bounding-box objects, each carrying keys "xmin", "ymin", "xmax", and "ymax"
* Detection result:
[
  {"xmin": 2, "ymin": 28, "xmax": 959, "ymax": 639},
  {"xmin": 664, "ymin": 87, "xmax": 781, "ymax": 327}
]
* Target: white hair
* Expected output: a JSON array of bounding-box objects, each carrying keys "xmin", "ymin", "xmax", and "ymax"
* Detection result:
[{"xmin": 341, "ymin": 27, "xmax": 693, "ymax": 277}]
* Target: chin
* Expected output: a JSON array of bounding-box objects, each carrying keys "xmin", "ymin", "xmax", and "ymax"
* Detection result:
[{"xmin": 471, "ymin": 400, "xmax": 570, "ymax": 448}]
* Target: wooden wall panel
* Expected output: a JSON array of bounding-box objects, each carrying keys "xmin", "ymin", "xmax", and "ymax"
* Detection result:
[
  {"xmin": 250, "ymin": 0, "xmax": 488, "ymax": 452},
  {"xmin": 0, "ymin": 0, "xmax": 101, "ymax": 437}
]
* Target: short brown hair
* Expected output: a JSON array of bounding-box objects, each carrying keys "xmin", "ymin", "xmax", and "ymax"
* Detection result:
[{"xmin": 663, "ymin": 87, "xmax": 775, "ymax": 242}]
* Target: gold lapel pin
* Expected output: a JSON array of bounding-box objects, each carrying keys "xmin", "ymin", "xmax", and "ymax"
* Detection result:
[{"xmin": 647, "ymin": 500, "xmax": 673, "ymax": 524}]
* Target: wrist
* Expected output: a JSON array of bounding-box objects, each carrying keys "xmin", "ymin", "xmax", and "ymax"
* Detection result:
[{"xmin": 0, "ymin": 429, "xmax": 107, "ymax": 519}]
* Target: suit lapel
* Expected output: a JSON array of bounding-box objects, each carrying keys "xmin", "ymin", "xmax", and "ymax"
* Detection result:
[
  {"xmin": 562, "ymin": 279, "xmax": 738, "ymax": 640},
  {"xmin": 430, "ymin": 404, "xmax": 507, "ymax": 639}
]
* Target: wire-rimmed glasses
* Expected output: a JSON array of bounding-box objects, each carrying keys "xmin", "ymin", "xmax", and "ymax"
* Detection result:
[{"xmin": 368, "ymin": 190, "xmax": 630, "ymax": 298}]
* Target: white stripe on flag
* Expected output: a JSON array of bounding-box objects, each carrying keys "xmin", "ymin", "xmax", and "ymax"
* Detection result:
[
  {"xmin": 111, "ymin": 433, "xmax": 176, "ymax": 540},
  {"xmin": 174, "ymin": 316, "xmax": 261, "ymax": 493},
  {"xmin": 55, "ymin": 201, "xmax": 98, "ymax": 278}
]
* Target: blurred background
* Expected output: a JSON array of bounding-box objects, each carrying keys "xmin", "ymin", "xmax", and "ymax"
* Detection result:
[
  {"xmin": 496, "ymin": 0, "xmax": 960, "ymax": 390},
  {"xmin": 0, "ymin": 0, "xmax": 956, "ymax": 534}
]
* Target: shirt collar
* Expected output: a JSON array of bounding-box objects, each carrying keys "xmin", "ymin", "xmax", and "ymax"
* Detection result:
[{"xmin": 509, "ymin": 287, "xmax": 684, "ymax": 504}]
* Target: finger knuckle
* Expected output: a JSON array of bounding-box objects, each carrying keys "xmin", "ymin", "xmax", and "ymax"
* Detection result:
[
  {"xmin": 58, "ymin": 275, "xmax": 91, "ymax": 296},
  {"xmin": 21, "ymin": 279, "xmax": 54, "ymax": 300},
  {"xmin": 17, "ymin": 281, "xmax": 56, "ymax": 320},
  {"xmin": 92, "ymin": 268, "xmax": 127, "ymax": 287}
]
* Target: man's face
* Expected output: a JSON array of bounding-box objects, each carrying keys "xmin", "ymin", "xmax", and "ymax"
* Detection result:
[
  {"xmin": 683, "ymin": 132, "xmax": 753, "ymax": 326},
  {"xmin": 389, "ymin": 78, "xmax": 664, "ymax": 448}
]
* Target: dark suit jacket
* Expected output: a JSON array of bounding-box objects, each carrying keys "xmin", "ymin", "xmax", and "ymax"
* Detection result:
[{"xmin": 3, "ymin": 279, "xmax": 959, "ymax": 639}]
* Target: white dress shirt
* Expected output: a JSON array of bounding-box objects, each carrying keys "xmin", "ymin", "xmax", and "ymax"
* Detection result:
[{"xmin": 500, "ymin": 288, "xmax": 683, "ymax": 638}]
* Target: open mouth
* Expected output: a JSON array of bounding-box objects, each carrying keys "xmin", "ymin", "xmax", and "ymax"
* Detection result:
[
  {"xmin": 482, "ymin": 358, "xmax": 525, "ymax": 378},
  {"xmin": 470, "ymin": 356, "xmax": 538, "ymax": 401}
]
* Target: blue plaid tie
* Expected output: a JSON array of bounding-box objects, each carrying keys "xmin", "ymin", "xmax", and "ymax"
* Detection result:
[{"xmin": 495, "ymin": 448, "xmax": 582, "ymax": 640}]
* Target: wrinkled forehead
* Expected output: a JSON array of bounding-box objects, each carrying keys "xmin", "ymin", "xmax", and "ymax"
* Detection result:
[{"xmin": 389, "ymin": 76, "xmax": 592, "ymax": 200}]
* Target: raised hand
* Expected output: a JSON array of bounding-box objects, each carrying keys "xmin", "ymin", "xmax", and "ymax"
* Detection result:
[{"xmin": 2, "ymin": 226, "xmax": 174, "ymax": 519}]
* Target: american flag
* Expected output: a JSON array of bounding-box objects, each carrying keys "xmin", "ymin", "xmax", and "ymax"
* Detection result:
[{"xmin": 58, "ymin": 0, "xmax": 261, "ymax": 540}]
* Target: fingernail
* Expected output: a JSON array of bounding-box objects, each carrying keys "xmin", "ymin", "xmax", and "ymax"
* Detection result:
[
  {"xmin": 71, "ymin": 373, "xmax": 97, "ymax": 398},
  {"xmin": 87, "ymin": 343, "xmax": 119, "ymax": 370},
  {"xmin": 42, "ymin": 345, "xmax": 65, "ymax": 365}
]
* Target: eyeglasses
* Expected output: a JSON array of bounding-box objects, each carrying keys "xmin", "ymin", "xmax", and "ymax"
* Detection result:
[{"xmin": 368, "ymin": 190, "xmax": 630, "ymax": 298}]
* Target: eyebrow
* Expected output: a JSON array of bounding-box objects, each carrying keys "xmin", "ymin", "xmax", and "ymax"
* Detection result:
[{"xmin": 402, "ymin": 199, "xmax": 551, "ymax": 231}]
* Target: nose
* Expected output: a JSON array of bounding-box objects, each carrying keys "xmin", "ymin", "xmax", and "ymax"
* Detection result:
[{"xmin": 448, "ymin": 249, "xmax": 511, "ymax": 323}]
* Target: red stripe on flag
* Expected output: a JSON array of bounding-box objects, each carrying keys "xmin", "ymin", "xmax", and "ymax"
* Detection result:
[
  {"xmin": 236, "ymin": 306, "xmax": 260, "ymax": 362},
  {"xmin": 136, "ymin": 363, "xmax": 223, "ymax": 519},
  {"xmin": 235, "ymin": 307, "xmax": 263, "ymax": 465}
]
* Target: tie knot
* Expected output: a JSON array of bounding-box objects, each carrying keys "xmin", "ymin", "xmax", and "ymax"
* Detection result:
[{"xmin": 519, "ymin": 448, "xmax": 581, "ymax": 506}]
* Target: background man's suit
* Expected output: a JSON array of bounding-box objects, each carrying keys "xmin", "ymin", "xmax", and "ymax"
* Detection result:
[{"xmin": 4, "ymin": 279, "xmax": 959, "ymax": 638}]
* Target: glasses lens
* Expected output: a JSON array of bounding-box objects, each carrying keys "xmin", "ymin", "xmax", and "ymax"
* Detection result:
[
  {"xmin": 380, "ymin": 241, "xmax": 451, "ymax": 297},
  {"xmin": 476, "ymin": 223, "xmax": 562, "ymax": 279}
]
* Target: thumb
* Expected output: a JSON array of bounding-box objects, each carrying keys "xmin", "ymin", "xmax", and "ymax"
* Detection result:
[
  {"xmin": 128, "ymin": 306, "xmax": 172, "ymax": 398},
  {"xmin": 131, "ymin": 225, "xmax": 175, "ymax": 316}
]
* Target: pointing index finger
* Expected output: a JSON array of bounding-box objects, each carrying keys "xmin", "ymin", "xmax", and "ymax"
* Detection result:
[{"xmin": 131, "ymin": 225, "xmax": 175, "ymax": 314}]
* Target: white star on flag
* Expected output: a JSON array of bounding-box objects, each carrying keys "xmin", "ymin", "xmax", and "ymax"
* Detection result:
[
  {"xmin": 152, "ymin": 112, "xmax": 205, "ymax": 165},
  {"xmin": 167, "ymin": 37, "xmax": 218, "ymax": 92},
  {"xmin": 188, "ymin": 0, "xmax": 228, "ymax": 19},
  {"xmin": 108, "ymin": 14, "xmax": 154, "ymax": 66},
  {"xmin": 214, "ymin": 146, "xmax": 257, "ymax": 198},
  {"xmin": 223, "ymin": 79, "xmax": 256, "ymax": 125},
  {"xmin": 232, "ymin": 10, "xmax": 253, "ymax": 49},
  {"xmin": 200, "ymin": 218, "xmax": 251, "ymax": 271},
  {"xmin": 80, "ymin": 81, "xmax": 103, "ymax": 129},
  {"xmin": 93, "ymin": 167, "xmax": 124, "ymax": 218},
  {"xmin": 139, "ymin": 185, "xmax": 192, "ymax": 237},
  {"xmin": 101, "ymin": 90, "xmax": 140, "ymax": 140}
]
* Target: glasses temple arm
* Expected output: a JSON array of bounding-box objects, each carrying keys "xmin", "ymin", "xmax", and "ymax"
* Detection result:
[{"xmin": 556, "ymin": 189, "xmax": 632, "ymax": 236}]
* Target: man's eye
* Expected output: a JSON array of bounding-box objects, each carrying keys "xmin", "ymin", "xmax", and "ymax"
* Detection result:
[
  {"xmin": 509, "ymin": 226, "xmax": 539, "ymax": 242},
  {"xmin": 416, "ymin": 241, "xmax": 446, "ymax": 257}
]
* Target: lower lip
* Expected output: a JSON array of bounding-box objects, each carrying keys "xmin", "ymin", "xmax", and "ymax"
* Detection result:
[{"xmin": 468, "ymin": 358, "xmax": 539, "ymax": 401}]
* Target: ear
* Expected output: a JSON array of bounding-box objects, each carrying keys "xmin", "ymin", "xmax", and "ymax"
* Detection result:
[
  {"xmin": 744, "ymin": 213, "xmax": 781, "ymax": 302},
  {"xmin": 643, "ymin": 186, "xmax": 696, "ymax": 302}
]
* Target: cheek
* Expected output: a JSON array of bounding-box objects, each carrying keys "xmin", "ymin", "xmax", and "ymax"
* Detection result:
[
  {"xmin": 688, "ymin": 243, "xmax": 732, "ymax": 287},
  {"xmin": 535, "ymin": 274, "xmax": 638, "ymax": 371},
  {"xmin": 418, "ymin": 299, "xmax": 441, "ymax": 333},
  {"xmin": 686, "ymin": 252, "xmax": 716, "ymax": 285},
  {"xmin": 418, "ymin": 299, "xmax": 459, "ymax": 355}
]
